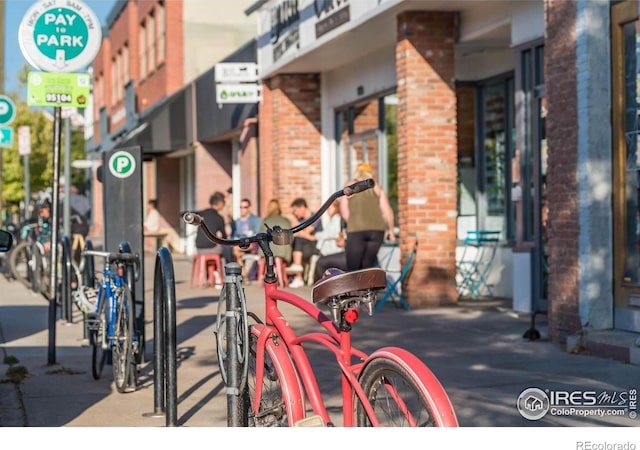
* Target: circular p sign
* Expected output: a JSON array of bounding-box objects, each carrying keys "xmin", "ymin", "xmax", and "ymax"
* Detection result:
[
  {"xmin": 108, "ymin": 151, "xmax": 137, "ymax": 179},
  {"xmin": 18, "ymin": 0, "xmax": 102, "ymax": 72},
  {"xmin": 0, "ymin": 96, "xmax": 16, "ymax": 125}
]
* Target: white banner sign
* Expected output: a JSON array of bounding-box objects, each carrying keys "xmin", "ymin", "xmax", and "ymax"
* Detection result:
[
  {"xmin": 215, "ymin": 63, "xmax": 259, "ymax": 83},
  {"xmin": 216, "ymin": 84, "xmax": 262, "ymax": 104}
]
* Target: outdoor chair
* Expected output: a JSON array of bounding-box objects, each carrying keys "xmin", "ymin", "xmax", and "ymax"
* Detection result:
[
  {"xmin": 375, "ymin": 236, "xmax": 417, "ymax": 312},
  {"xmin": 456, "ymin": 230, "xmax": 501, "ymax": 299}
]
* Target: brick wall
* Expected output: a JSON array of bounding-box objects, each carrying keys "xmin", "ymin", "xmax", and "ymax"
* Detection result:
[
  {"xmin": 194, "ymin": 141, "xmax": 232, "ymax": 210},
  {"xmin": 137, "ymin": 1, "xmax": 184, "ymax": 112},
  {"xmin": 155, "ymin": 157, "xmax": 182, "ymax": 228},
  {"xmin": 396, "ymin": 11, "xmax": 458, "ymax": 307},
  {"xmin": 238, "ymin": 119, "xmax": 260, "ymax": 214},
  {"xmin": 545, "ymin": 0, "xmax": 581, "ymax": 342},
  {"xmin": 258, "ymin": 74, "xmax": 322, "ymax": 219}
]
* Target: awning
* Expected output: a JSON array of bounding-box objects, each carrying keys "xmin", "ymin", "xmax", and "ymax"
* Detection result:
[{"xmin": 118, "ymin": 87, "xmax": 193, "ymax": 154}]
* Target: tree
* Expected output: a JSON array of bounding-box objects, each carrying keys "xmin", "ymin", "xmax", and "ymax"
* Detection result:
[{"xmin": 2, "ymin": 64, "xmax": 87, "ymax": 219}]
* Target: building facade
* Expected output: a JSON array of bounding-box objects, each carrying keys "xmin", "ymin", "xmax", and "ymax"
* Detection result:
[
  {"xmin": 86, "ymin": 0, "xmax": 257, "ymax": 251},
  {"xmin": 248, "ymin": 0, "xmax": 640, "ymax": 354},
  {"xmin": 87, "ymin": 0, "xmax": 640, "ymax": 357}
]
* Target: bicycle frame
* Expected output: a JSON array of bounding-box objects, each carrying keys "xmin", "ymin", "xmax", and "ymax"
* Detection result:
[
  {"xmin": 185, "ymin": 178, "xmax": 457, "ymax": 427},
  {"xmin": 256, "ymin": 281, "xmax": 443, "ymax": 427},
  {"xmin": 95, "ymin": 266, "xmax": 128, "ymax": 347}
]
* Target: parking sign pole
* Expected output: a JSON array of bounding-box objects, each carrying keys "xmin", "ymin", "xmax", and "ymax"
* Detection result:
[{"xmin": 47, "ymin": 106, "xmax": 62, "ymax": 365}]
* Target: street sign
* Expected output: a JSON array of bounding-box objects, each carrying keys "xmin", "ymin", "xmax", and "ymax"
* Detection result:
[
  {"xmin": 18, "ymin": 126, "xmax": 31, "ymax": 156},
  {"xmin": 0, "ymin": 127, "xmax": 14, "ymax": 148},
  {"xmin": 18, "ymin": 0, "xmax": 102, "ymax": 73},
  {"xmin": 216, "ymin": 83, "xmax": 262, "ymax": 104},
  {"xmin": 0, "ymin": 95, "xmax": 16, "ymax": 125},
  {"xmin": 215, "ymin": 63, "xmax": 259, "ymax": 83},
  {"xmin": 27, "ymin": 72, "xmax": 91, "ymax": 107}
]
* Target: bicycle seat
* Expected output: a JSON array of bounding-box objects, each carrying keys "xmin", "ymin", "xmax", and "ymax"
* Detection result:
[{"xmin": 311, "ymin": 267, "xmax": 387, "ymax": 305}]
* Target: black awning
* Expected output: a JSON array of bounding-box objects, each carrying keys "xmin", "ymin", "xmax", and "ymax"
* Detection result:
[{"xmin": 118, "ymin": 87, "xmax": 192, "ymax": 154}]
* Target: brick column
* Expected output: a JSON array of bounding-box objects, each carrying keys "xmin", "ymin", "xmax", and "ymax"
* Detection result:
[
  {"xmin": 396, "ymin": 11, "xmax": 458, "ymax": 307},
  {"xmin": 258, "ymin": 74, "xmax": 322, "ymax": 216},
  {"xmin": 545, "ymin": 0, "xmax": 581, "ymax": 343}
]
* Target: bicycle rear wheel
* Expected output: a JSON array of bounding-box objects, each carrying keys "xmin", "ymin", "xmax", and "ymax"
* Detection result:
[
  {"xmin": 356, "ymin": 349, "xmax": 458, "ymax": 427},
  {"xmin": 112, "ymin": 284, "xmax": 136, "ymax": 393},
  {"xmin": 90, "ymin": 290, "xmax": 108, "ymax": 380},
  {"xmin": 246, "ymin": 324, "xmax": 304, "ymax": 427}
]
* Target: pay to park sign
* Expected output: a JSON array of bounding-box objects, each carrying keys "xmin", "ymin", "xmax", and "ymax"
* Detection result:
[{"xmin": 19, "ymin": 0, "xmax": 102, "ymax": 73}]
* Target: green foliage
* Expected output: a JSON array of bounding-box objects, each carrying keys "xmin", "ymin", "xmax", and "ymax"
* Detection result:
[
  {"xmin": 1, "ymin": 86, "xmax": 87, "ymax": 213},
  {"xmin": 3, "ymin": 355, "xmax": 19, "ymax": 365},
  {"xmin": 5, "ymin": 365, "xmax": 29, "ymax": 384}
]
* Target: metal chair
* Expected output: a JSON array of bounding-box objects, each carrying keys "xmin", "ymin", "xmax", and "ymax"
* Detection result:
[
  {"xmin": 375, "ymin": 236, "xmax": 417, "ymax": 312},
  {"xmin": 456, "ymin": 230, "xmax": 500, "ymax": 299}
]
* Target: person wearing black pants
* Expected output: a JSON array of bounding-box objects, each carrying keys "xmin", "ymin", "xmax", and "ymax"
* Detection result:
[{"xmin": 339, "ymin": 162, "xmax": 396, "ymax": 271}]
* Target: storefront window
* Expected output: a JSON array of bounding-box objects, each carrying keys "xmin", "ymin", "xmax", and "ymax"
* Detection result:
[
  {"xmin": 458, "ymin": 76, "xmax": 514, "ymax": 239},
  {"xmin": 335, "ymin": 93, "xmax": 398, "ymax": 218},
  {"xmin": 622, "ymin": 20, "xmax": 640, "ymax": 284}
]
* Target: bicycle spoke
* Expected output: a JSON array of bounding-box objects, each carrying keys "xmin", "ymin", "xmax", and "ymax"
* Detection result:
[
  {"xmin": 112, "ymin": 284, "xmax": 135, "ymax": 393},
  {"xmin": 357, "ymin": 358, "xmax": 437, "ymax": 427}
]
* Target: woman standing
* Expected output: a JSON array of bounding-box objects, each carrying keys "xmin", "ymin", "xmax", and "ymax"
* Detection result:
[{"xmin": 339, "ymin": 162, "xmax": 395, "ymax": 271}]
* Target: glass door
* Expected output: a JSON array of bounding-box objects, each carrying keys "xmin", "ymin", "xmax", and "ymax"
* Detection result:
[{"xmin": 611, "ymin": 0, "xmax": 640, "ymax": 332}]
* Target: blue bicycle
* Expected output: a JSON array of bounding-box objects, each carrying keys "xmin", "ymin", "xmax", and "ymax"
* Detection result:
[{"xmin": 81, "ymin": 249, "xmax": 140, "ymax": 393}]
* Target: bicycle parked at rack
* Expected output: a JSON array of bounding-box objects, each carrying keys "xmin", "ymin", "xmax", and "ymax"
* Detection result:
[
  {"xmin": 9, "ymin": 221, "xmax": 85, "ymax": 305},
  {"xmin": 81, "ymin": 249, "xmax": 140, "ymax": 393},
  {"xmin": 183, "ymin": 179, "xmax": 458, "ymax": 427},
  {"xmin": 8, "ymin": 218, "xmax": 47, "ymax": 292}
]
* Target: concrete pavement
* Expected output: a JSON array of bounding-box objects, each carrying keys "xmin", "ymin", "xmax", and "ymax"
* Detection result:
[{"xmin": 1, "ymin": 248, "xmax": 639, "ymax": 427}]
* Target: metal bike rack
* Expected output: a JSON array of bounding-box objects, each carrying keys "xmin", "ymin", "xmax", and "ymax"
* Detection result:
[
  {"xmin": 151, "ymin": 246, "xmax": 178, "ymax": 427},
  {"xmin": 61, "ymin": 235, "xmax": 73, "ymax": 324},
  {"xmin": 81, "ymin": 239, "xmax": 95, "ymax": 341}
]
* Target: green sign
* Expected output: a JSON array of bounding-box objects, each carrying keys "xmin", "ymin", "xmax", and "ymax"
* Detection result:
[
  {"xmin": 108, "ymin": 150, "xmax": 137, "ymax": 179},
  {"xmin": 0, "ymin": 127, "xmax": 14, "ymax": 148},
  {"xmin": 0, "ymin": 95, "xmax": 16, "ymax": 125},
  {"xmin": 18, "ymin": 0, "xmax": 102, "ymax": 73},
  {"xmin": 27, "ymin": 72, "xmax": 90, "ymax": 107}
]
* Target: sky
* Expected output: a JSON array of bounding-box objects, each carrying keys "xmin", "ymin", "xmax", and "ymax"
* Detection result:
[{"xmin": 3, "ymin": 0, "xmax": 118, "ymax": 95}]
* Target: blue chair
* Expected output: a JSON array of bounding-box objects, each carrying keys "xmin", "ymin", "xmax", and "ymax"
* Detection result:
[
  {"xmin": 375, "ymin": 236, "xmax": 418, "ymax": 312},
  {"xmin": 456, "ymin": 230, "xmax": 501, "ymax": 299}
]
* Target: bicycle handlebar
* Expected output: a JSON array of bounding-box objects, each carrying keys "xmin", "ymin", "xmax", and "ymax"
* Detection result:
[
  {"xmin": 183, "ymin": 178, "xmax": 375, "ymax": 248},
  {"xmin": 82, "ymin": 249, "xmax": 140, "ymax": 265}
]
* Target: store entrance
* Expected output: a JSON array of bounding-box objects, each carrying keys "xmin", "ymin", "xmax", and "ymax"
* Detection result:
[{"xmin": 611, "ymin": 0, "xmax": 640, "ymax": 332}]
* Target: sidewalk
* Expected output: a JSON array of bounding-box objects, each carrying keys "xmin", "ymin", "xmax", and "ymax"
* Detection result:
[{"xmin": 1, "ymin": 250, "xmax": 639, "ymax": 427}]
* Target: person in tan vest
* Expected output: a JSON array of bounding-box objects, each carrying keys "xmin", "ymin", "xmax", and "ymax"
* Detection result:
[{"xmin": 339, "ymin": 162, "xmax": 395, "ymax": 271}]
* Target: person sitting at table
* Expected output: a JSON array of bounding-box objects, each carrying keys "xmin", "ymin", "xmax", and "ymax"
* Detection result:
[{"xmin": 144, "ymin": 199, "xmax": 182, "ymax": 253}]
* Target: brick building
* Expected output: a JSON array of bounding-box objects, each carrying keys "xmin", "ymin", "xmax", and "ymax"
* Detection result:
[
  {"xmin": 86, "ymin": 0, "xmax": 257, "ymax": 250},
  {"xmin": 87, "ymin": 0, "xmax": 640, "ymax": 357}
]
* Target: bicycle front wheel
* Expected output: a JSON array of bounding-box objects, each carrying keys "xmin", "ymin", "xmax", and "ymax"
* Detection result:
[
  {"xmin": 112, "ymin": 284, "xmax": 136, "ymax": 393},
  {"xmin": 356, "ymin": 349, "xmax": 458, "ymax": 427},
  {"xmin": 247, "ymin": 324, "xmax": 304, "ymax": 427},
  {"xmin": 91, "ymin": 290, "xmax": 107, "ymax": 380},
  {"xmin": 8, "ymin": 241, "xmax": 33, "ymax": 288}
]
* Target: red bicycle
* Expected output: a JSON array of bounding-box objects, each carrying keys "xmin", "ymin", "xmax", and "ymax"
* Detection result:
[{"xmin": 183, "ymin": 179, "xmax": 458, "ymax": 427}]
